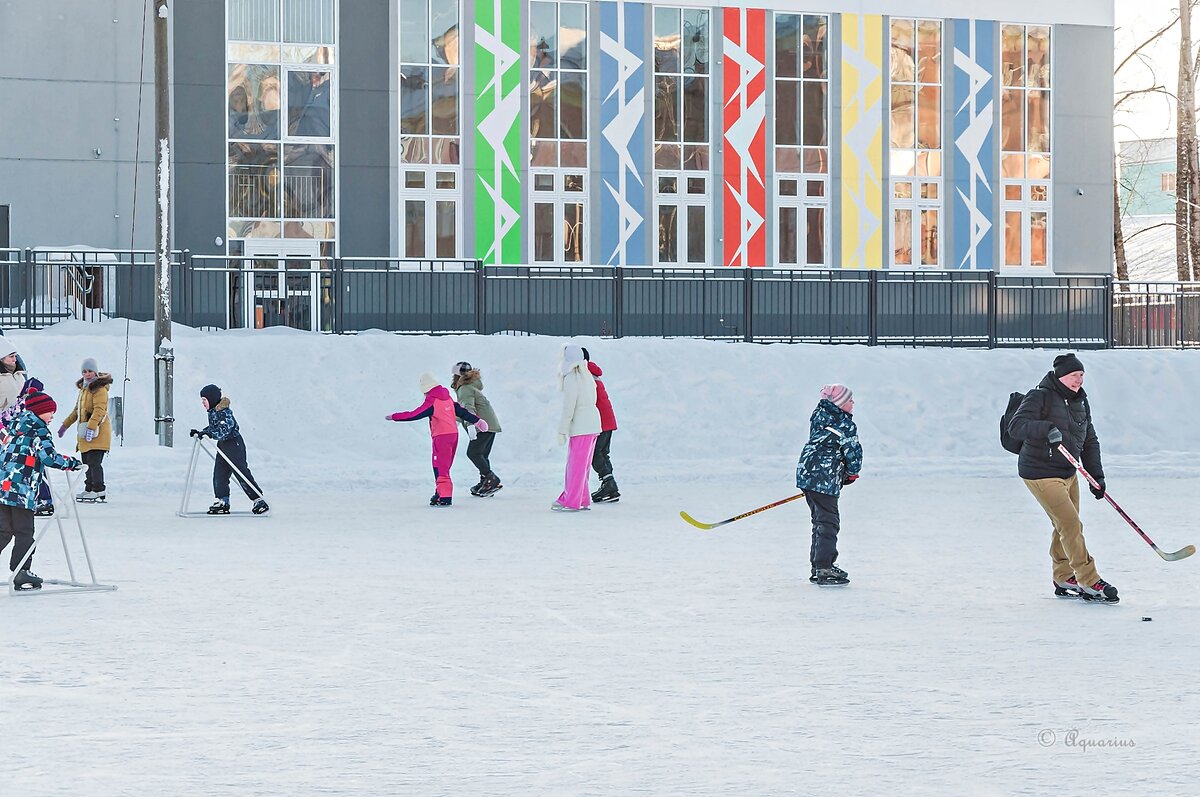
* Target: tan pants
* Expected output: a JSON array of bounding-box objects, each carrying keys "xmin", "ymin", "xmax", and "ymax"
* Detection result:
[{"xmin": 1023, "ymin": 477, "xmax": 1099, "ymax": 586}]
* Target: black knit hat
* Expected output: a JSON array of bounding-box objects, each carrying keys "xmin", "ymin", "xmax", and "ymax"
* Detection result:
[
  {"xmin": 200, "ymin": 384, "xmax": 222, "ymax": 406},
  {"xmin": 1053, "ymin": 353, "xmax": 1085, "ymax": 378}
]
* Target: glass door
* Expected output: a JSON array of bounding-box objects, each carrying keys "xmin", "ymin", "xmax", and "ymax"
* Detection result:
[{"xmin": 243, "ymin": 238, "xmax": 322, "ymax": 330}]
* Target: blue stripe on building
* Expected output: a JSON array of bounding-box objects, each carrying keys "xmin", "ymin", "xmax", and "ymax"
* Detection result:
[
  {"xmin": 951, "ymin": 19, "xmax": 996, "ymax": 270},
  {"xmin": 599, "ymin": 1, "xmax": 648, "ymax": 266}
]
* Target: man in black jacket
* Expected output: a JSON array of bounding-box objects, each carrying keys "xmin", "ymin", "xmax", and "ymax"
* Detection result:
[{"xmin": 1008, "ymin": 353, "xmax": 1118, "ymax": 602}]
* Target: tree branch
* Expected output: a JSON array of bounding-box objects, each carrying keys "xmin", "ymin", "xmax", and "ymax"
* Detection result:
[
  {"xmin": 1115, "ymin": 85, "xmax": 1171, "ymax": 110},
  {"xmin": 1117, "ymin": 14, "xmax": 1182, "ymax": 75},
  {"xmin": 1124, "ymin": 222, "xmax": 1184, "ymax": 242}
]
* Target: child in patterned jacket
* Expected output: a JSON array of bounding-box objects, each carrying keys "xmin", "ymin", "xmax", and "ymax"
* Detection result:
[
  {"xmin": 0, "ymin": 391, "xmax": 83, "ymax": 590},
  {"xmin": 795, "ymin": 384, "xmax": 863, "ymax": 586},
  {"xmin": 189, "ymin": 384, "xmax": 269, "ymax": 516}
]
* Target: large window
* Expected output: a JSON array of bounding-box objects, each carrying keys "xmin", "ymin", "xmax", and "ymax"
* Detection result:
[
  {"xmin": 1001, "ymin": 24, "xmax": 1051, "ymax": 268},
  {"xmin": 529, "ymin": 1, "xmax": 588, "ymax": 263},
  {"xmin": 889, "ymin": 19, "xmax": 941, "ymax": 268},
  {"xmin": 400, "ymin": 0, "xmax": 461, "ymax": 259},
  {"xmin": 774, "ymin": 13, "xmax": 828, "ymax": 266},
  {"xmin": 226, "ymin": 0, "xmax": 337, "ymax": 252},
  {"xmin": 654, "ymin": 7, "xmax": 711, "ymax": 265}
]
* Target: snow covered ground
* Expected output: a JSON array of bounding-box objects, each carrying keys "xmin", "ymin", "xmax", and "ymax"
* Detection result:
[{"xmin": 2, "ymin": 322, "xmax": 1198, "ymax": 795}]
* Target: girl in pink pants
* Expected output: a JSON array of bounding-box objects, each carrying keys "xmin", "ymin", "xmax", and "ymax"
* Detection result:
[
  {"xmin": 553, "ymin": 345, "xmax": 603, "ymax": 511},
  {"xmin": 386, "ymin": 373, "xmax": 487, "ymax": 507}
]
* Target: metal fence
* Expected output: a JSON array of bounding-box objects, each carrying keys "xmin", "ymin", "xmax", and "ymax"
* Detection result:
[{"xmin": 0, "ymin": 247, "xmax": 1190, "ymax": 348}]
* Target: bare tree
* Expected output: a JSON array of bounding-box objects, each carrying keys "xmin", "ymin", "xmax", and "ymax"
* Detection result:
[
  {"xmin": 1113, "ymin": 11, "xmax": 1181, "ymax": 282},
  {"xmin": 1179, "ymin": 1, "xmax": 1199, "ymax": 280}
]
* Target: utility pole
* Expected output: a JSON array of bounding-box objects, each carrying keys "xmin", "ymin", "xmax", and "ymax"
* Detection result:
[{"xmin": 154, "ymin": 0, "xmax": 174, "ymax": 446}]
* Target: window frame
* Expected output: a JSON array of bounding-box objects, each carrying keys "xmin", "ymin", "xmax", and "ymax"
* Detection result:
[{"xmin": 999, "ymin": 22, "xmax": 1053, "ymax": 272}]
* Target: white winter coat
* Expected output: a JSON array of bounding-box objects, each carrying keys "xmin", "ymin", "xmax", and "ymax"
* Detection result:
[
  {"xmin": 558, "ymin": 364, "xmax": 602, "ymax": 437},
  {"xmin": 0, "ymin": 369, "xmax": 27, "ymax": 412}
]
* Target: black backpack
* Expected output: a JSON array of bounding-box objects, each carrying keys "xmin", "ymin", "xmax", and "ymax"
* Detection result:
[{"xmin": 1000, "ymin": 388, "xmax": 1042, "ymax": 454}]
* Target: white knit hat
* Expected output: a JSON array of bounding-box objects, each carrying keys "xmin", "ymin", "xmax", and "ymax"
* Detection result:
[{"xmin": 418, "ymin": 372, "xmax": 439, "ymax": 393}]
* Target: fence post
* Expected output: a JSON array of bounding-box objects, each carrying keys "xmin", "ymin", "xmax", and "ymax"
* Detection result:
[
  {"xmin": 867, "ymin": 270, "xmax": 878, "ymax": 346},
  {"xmin": 613, "ymin": 266, "xmax": 624, "ymax": 339},
  {"xmin": 23, "ymin": 248, "xmax": 33, "ymax": 329},
  {"xmin": 475, "ymin": 259, "xmax": 485, "ymax": 335},
  {"xmin": 331, "ymin": 257, "xmax": 341, "ymax": 334},
  {"xmin": 1105, "ymin": 276, "xmax": 1114, "ymax": 349},
  {"xmin": 987, "ymin": 270, "xmax": 997, "ymax": 349},
  {"xmin": 743, "ymin": 267, "xmax": 754, "ymax": 342}
]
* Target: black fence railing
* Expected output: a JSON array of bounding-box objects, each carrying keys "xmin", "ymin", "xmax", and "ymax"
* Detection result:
[{"xmin": 0, "ymin": 248, "xmax": 1190, "ymax": 348}]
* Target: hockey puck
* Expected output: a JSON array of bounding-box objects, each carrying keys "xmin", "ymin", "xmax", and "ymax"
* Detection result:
[{"xmin": 1141, "ymin": 617, "xmax": 1153, "ymax": 622}]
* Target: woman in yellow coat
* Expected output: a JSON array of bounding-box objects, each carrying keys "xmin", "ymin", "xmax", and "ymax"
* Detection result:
[{"xmin": 57, "ymin": 357, "xmax": 113, "ymax": 502}]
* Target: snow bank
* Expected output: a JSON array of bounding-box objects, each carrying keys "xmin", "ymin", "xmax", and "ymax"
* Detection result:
[{"xmin": 6, "ymin": 320, "xmax": 1199, "ymax": 494}]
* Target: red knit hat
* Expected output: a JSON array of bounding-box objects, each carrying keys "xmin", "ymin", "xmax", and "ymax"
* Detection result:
[{"xmin": 24, "ymin": 392, "xmax": 57, "ymax": 416}]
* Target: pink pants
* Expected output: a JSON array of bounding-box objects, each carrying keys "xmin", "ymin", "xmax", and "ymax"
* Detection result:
[
  {"xmin": 432, "ymin": 433, "xmax": 458, "ymax": 498},
  {"xmin": 557, "ymin": 433, "xmax": 598, "ymax": 509}
]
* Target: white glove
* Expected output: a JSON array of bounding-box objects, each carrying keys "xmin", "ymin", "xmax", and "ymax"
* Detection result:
[
  {"xmin": 557, "ymin": 433, "xmax": 568, "ymax": 446},
  {"xmin": 83, "ymin": 428, "xmax": 97, "ymax": 442},
  {"xmin": 467, "ymin": 425, "xmax": 477, "ymax": 440}
]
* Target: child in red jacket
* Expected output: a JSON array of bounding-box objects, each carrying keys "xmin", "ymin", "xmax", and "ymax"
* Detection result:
[
  {"xmin": 386, "ymin": 372, "xmax": 487, "ymax": 506},
  {"xmin": 582, "ymin": 348, "xmax": 619, "ymax": 503}
]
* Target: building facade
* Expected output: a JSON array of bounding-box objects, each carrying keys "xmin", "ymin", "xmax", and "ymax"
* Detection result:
[{"xmin": 1, "ymin": 0, "xmax": 1114, "ymax": 273}]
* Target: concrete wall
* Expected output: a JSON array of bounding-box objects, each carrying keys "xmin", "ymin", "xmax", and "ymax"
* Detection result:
[
  {"xmin": 174, "ymin": 0, "xmax": 226, "ymax": 256},
  {"xmin": 338, "ymin": 0, "xmax": 392, "ymax": 256},
  {"xmin": 1051, "ymin": 23, "xmax": 1114, "ymax": 275},
  {"xmin": 0, "ymin": 0, "xmax": 156, "ymax": 249}
]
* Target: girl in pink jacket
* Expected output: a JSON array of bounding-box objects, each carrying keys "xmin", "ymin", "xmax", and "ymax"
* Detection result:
[{"xmin": 386, "ymin": 372, "xmax": 488, "ymax": 506}]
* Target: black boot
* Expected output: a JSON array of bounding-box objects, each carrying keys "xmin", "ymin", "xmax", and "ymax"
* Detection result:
[
  {"xmin": 591, "ymin": 475, "xmax": 620, "ymax": 503},
  {"xmin": 13, "ymin": 570, "xmax": 43, "ymax": 591},
  {"xmin": 469, "ymin": 476, "xmax": 487, "ymax": 496},
  {"xmin": 477, "ymin": 472, "xmax": 502, "ymax": 496}
]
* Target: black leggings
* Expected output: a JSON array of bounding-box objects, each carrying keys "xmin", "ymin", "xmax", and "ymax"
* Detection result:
[
  {"xmin": 82, "ymin": 450, "xmax": 106, "ymax": 492},
  {"xmin": 466, "ymin": 431, "xmax": 496, "ymax": 475}
]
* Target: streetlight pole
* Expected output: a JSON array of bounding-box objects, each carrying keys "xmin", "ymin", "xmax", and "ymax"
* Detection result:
[{"xmin": 154, "ymin": 0, "xmax": 174, "ymax": 446}]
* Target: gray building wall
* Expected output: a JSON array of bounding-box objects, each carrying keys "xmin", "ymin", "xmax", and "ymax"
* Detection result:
[
  {"xmin": 174, "ymin": 0, "xmax": 226, "ymax": 256},
  {"xmin": 1052, "ymin": 24, "xmax": 1114, "ymax": 275},
  {"xmin": 0, "ymin": 0, "xmax": 156, "ymax": 249},
  {"xmin": 339, "ymin": 0, "xmax": 392, "ymax": 257}
]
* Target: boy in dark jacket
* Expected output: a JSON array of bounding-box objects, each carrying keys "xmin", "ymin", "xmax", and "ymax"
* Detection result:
[
  {"xmin": 189, "ymin": 384, "xmax": 269, "ymax": 515},
  {"xmin": 1007, "ymin": 353, "xmax": 1117, "ymax": 602},
  {"xmin": 0, "ymin": 391, "xmax": 83, "ymax": 590},
  {"xmin": 795, "ymin": 385, "xmax": 863, "ymax": 586}
]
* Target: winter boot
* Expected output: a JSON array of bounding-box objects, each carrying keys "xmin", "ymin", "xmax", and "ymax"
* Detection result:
[
  {"xmin": 469, "ymin": 476, "xmax": 487, "ymax": 496},
  {"xmin": 13, "ymin": 570, "xmax": 43, "ymax": 591},
  {"xmin": 813, "ymin": 567, "xmax": 850, "ymax": 586},
  {"xmin": 477, "ymin": 472, "xmax": 502, "ymax": 496},
  {"xmin": 1079, "ymin": 578, "xmax": 1119, "ymax": 603},
  {"xmin": 809, "ymin": 564, "xmax": 847, "ymax": 583},
  {"xmin": 34, "ymin": 502, "xmax": 54, "ymax": 518},
  {"xmin": 207, "ymin": 499, "xmax": 231, "ymax": 515},
  {"xmin": 590, "ymin": 475, "xmax": 620, "ymax": 503},
  {"xmin": 251, "ymin": 499, "xmax": 270, "ymax": 515},
  {"xmin": 430, "ymin": 494, "xmax": 452, "ymax": 507},
  {"xmin": 1053, "ymin": 576, "xmax": 1080, "ymax": 597}
]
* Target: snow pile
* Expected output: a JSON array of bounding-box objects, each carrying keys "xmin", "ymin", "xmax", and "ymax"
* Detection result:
[{"xmin": 6, "ymin": 320, "xmax": 1199, "ymax": 495}]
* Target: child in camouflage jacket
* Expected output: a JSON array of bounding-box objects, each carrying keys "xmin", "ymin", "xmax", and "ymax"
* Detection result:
[{"xmin": 795, "ymin": 384, "xmax": 863, "ymax": 586}]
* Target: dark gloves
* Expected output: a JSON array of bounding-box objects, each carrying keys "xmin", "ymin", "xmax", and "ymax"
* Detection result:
[
  {"xmin": 189, "ymin": 428, "xmax": 206, "ymax": 439},
  {"xmin": 1090, "ymin": 479, "xmax": 1106, "ymax": 500},
  {"xmin": 842, "ymin": 474, "xmax": 859, "ymax": 486},
  {"xmin": 1047, "ymin": 427, "xmax": 1063, "ymax": 446}
]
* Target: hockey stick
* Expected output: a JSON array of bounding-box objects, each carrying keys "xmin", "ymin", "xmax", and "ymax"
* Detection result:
[
  {"xmin": 1056, "ymin": 444, "xmax": 1195, "ymax": 562},
  {"xmin": 680, "ymin": 492, "xmax": 806, "ymax": 530}
]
